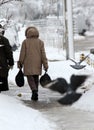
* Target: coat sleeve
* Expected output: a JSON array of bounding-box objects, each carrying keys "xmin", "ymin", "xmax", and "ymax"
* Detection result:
[
  {"xmin": 4, "ymin": 37, "xmax": 14, "ymax": 66},
  {"xmin": 41, "ymin": 41, "xmax": 48, "ymax": 70},
  {"xmin": 18, "ymin": 40, "xmax": 26, "ymax": 66}
]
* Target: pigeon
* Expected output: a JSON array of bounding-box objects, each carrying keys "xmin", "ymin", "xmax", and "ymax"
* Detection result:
[
  {"xmin": 45, "ymin": 74, "xmax": 88, "ymax": 105},
  {"xmin": 70, "ymin": 55, "xmax": 89, "ymax": 69}
]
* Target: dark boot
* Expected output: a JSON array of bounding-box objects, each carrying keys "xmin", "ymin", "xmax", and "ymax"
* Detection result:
[{"xmin": 31, "ymin": 90, "xmax": 38, "ymax": 101}]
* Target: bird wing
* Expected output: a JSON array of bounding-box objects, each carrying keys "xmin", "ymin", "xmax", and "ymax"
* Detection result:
[
  {"xmin": 69, "ymin": 58, "xmax": 77, "ymax": 64},
  {"xmin": 70, "ymin": 74, "xmax": 88, "ymax": 91},
  {"xmin": 58, "ymin": 93, "xmax": 82, "ymax": 105}
]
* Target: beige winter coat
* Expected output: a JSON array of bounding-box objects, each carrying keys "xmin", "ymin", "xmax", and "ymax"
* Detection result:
[{"xmin": 18, "ymin": 27, "xmax": 48, "ymax": 75}]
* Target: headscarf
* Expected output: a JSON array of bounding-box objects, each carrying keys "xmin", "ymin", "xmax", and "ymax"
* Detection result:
[{"xmin": 25, "ymin": 26, "xmax": 39, "ymax": 38}]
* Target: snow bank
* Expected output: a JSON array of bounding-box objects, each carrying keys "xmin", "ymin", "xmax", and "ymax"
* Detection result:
[{"xmin": 0, "ymin": 94, "xmax": 55, "ymax": 130}]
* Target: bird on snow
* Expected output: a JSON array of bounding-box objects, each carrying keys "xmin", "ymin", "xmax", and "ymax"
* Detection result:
[{"xmin": 41, "ymin": 74, "xmax": 88, "ymax": 105}]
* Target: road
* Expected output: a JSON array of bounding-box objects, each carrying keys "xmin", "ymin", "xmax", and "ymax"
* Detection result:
[{"xmin": 74, "ymin": 36, "xmax": 94, "ymax": 52}]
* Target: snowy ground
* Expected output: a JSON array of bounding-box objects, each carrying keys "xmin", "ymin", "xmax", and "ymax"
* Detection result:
[
  {"xmin": 5, "ymin": 46, "xmax": 94, "ymax": 130},
  {"xmin": 1, "ymin": 27, "xmax": 94, "ymax": 130},
  {"xmin": 0, "ymin": 94, "xmax": 56, "ymax": 130}
]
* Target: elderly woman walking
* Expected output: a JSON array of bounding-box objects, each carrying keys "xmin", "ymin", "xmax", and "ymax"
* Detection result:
[{"xmin": 18, "ymin": 26, "xmax": 48, "ymax": 101}]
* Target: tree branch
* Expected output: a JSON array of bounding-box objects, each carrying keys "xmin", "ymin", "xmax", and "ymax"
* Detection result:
[{"xmin": 0, "ymin": 0, "xmax": 14, "ymax": 6}]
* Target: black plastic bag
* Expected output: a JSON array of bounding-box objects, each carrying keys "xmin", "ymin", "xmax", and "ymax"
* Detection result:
[
  {"xmin": 40, "ymin": 72, "xmax": 52, "ymax": 87},
  {"xmin": 15, "ymin": 69, "xmax": 24, "ymax": 87}
]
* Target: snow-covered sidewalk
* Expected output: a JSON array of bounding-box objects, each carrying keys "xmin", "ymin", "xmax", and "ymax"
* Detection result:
[{"xmin": 1, "ymin": 46, "xmax": 94, "ymax": 130}]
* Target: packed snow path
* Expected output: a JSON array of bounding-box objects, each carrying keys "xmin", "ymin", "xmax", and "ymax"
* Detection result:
[{"xmin": 2, "ymin": 84, "xmax": 94, "ymax": 130}]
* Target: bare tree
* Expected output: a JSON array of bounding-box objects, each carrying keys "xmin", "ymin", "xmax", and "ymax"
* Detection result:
[
  {"xmin": 0, "ymin": 0, "xmax": 14, "ymax": 6},
  {"xmin": 0, "ymin": 0, "xmax": 23, "ymax": 5}
]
